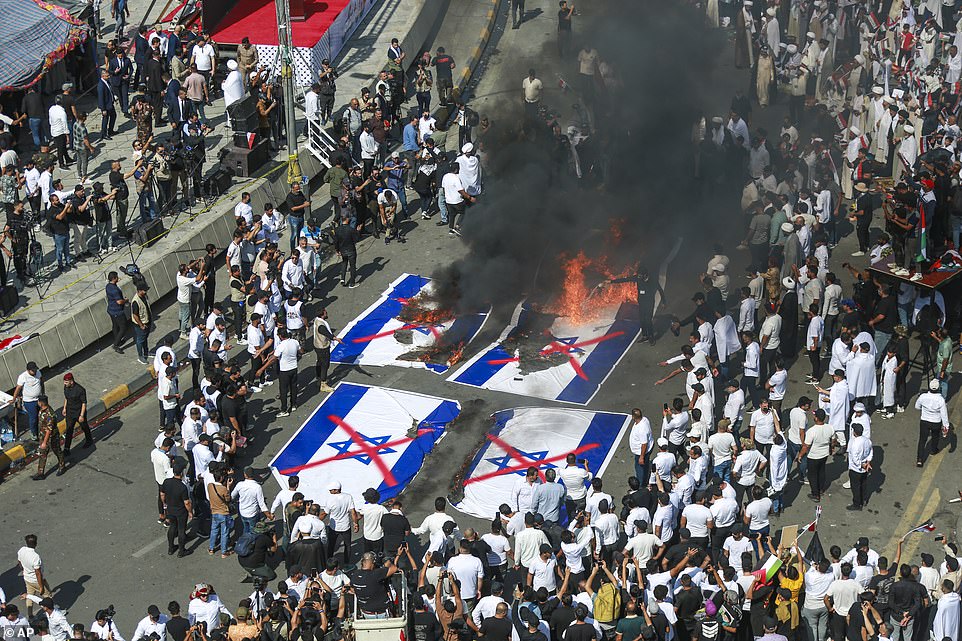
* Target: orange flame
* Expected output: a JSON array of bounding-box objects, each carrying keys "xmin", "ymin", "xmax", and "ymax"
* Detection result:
[{"xmin": 547, "ymin": 250, "xmax": 637, "ymax": 325}]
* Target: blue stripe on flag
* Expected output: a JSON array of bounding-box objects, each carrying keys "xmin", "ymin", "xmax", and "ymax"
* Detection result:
[
  {"xmin": 376, "ymin": 399, "xmax": 462, "ymax": 499},
  {"xmin": 557, "ymin": 304, "xmax": 641, "ymax": 404},
  {"xmin": 452, "ymin": 308, "xmax": 530, "ymax": 385},
  {"xmin": 271, "ymin": 383, "xmax": 369, "ymax": 474},
  {"xmin": 577, "ymin": 411, "xmax": 629, "ymax": 473},
  {"xmin": 331, "ymin": 274, "xmax": 429, "ymax": 363}
]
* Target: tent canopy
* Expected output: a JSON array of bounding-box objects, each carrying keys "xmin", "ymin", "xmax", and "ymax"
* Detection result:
[{"xmin": 0, "ymin": 0, "xmax": 87, "ymax": 92}]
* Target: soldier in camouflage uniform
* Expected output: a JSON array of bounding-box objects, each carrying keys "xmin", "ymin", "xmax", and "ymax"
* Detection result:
[{"xmin": 32, "ymin": 395, "xmax": 66, "ymax": 480}]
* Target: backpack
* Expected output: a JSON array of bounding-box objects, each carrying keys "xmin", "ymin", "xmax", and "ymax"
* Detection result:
[
  {"xmin": 234, "ymin": 531, "xmax": 257, "ymax": 557},
  {"xmin": 592, "ymin": 581, "xmax": 622, "ymax": 623}
]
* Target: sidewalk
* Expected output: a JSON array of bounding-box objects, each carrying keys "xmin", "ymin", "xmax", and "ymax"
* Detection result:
[{"xmin": 0, "ymin": 0, "xmax": 506, "ymax": 473}]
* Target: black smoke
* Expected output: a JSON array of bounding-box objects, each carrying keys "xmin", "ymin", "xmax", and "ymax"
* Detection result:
[{"xmin": 435, "ymin": 0, "xmax": 727, "ymax": 314}]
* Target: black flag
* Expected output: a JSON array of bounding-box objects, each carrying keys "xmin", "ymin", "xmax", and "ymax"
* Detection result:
[{"xmin": 805, "ymin": 530, "xmax": 826, "ymax": 564}]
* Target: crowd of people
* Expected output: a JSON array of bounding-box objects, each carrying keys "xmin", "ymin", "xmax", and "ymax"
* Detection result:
[{"xmin": 8, "ymin": 4, "xmax": 962, "ymax": 641}]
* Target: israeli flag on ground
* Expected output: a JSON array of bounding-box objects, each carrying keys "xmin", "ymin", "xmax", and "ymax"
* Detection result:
[
  {"xmin": 452, "ymin": 407, "xmax": 630, "ymax": 518},
  {"xmin": 269, "ymin": 383, "xmax": 460, "ymax": 502},
  {"xmin": 331, "ymin": 273, "xmax": 489, "ymax": 374},
  {"xmin": 447, "ymin": 302, "xmax": 641, "ymax": 405}
]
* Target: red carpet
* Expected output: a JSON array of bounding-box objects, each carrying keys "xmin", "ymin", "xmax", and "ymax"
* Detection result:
[{"xmin": 209, "ymin": 0, "xmax": 349, "ymax": 47}]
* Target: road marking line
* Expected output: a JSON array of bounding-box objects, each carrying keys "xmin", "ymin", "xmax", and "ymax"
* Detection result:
[
  {"xmin": 901, "ymin": 488, "xmax": 942, "ymax": 561},
  {"xmin": 885, "ymin": 450, "xmax": 945, "ymax": 558},
  {"xmin": 132, "ymin": 536, "xmax": 167, "ymax": 558}
]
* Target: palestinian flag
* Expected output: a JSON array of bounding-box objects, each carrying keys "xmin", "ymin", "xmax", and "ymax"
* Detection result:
[
  {"xmin": 904, "ymin": 519, "xmax": 936, "ymax": 536},
  {"xmin": 918, "ymin": 202, "xmax": 929, "ymax": 262},
  {"xmin": 752, "ymin": 554, "xmax": 783, "ymax": 585}
]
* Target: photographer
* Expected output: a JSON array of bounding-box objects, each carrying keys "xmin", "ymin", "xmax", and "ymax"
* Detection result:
[
  {"xmin": 90, "ymin": 183, "xmax": 116, "ymax": 254},
  {"xmin": 289, "ymin": 594, "xmax": 327, "ymax": 641},
  {"xmin": 151, "ymin": 144, "xmax": 174, "ymax": 214},
  {"xmin": 351, "ymin": 550, "xmax": 401, "ymax": 619},
  {"xmin": 47, "ymin": 194, "xmax": 72, "ymax": 272},
  {"xmin": 90, "ymin": 608, "xmax": 125, "ymax": 641},
  {"xmin": 68, "ymin": 184, "xmax": 94, "ymax": 260}
]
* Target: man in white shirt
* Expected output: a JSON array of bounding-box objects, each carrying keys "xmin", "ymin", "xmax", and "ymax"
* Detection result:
[
  {"xmin": 441, "ymin": 164, "xmax": 474, "ymax": 235},
  {"xmin": 189, "ymin": 37, "xmax": 216, "ymax": 80},
  {"xmin": 749, "ymin": 398, "xmax": 778, "ymax": 456},
  {"xmin": 281, "ymin": 251, "xmax": 306, "ymax": 296},
  {"xmin": 268, "ymin": 328, "xmax": 301, "ymax": 417},
  {"xmin": 764, "ymin": 359, "xmax": 788, "ymax": 413},
  {"xmin": 662, "ymin": 398, "xmax": 690, "ymax": 458},
  {"xmin": 514, "ymin": 513, "xmax": 549, "ymax": 571},
  {"xmin": 527, "ymin": 544, "xmax": 561, "ymax": 594},
  {"xmin": 916, "ymin": 379, "xmax": 950, "ymax": 466},
  {"xmin": 325, "ymin": 481, "xmax": 359, "ymax": 564},
  {"xmin": 722, "ymin": 527, "xmax": 754, "ymax": 573},
  {"xmin": 628, "ymin": 408, "xmax": 653, "ymax": 485},
  {"xmin": 558, "ymin": 453, "xmax": 593, "ymax": 516},
  {"xmin": 13, "ymin": 362, "xmax": 43, "ymax": 440},
  {"xmin": 292, "ymin": 503, "xmax": 328, "ymax": 542},
  {"xmin": 623, "ymin": 520, "xmax": 662, "ymax": 566},
  {"xmin": 680, "ymin": 492, "xmax": 714, "ymax": 548},
  {"xmin": 130, "ymin": 605, "xmax": 168, "ymax": 641},
  {"xmin": 707, "ymin": 418, "xmax": 737, "ymax": 482},
  {"xmin": 846, "ymin": 423, "xmax": 873, "ymax": 511},
  {"xmin": 512, "ymin": 467, "xmax": 541, "ymax": 513},
  {"xmin": 90, "ymin": 610, "xmax": 125, "ymax": 641},
  {"xmin": 231, "ymin": 466, "xmax": 272, "ymax": 533},
  {"xmin": 448, "ymin": 539, "xmax": 485, "ymax": 605},
  {"xmin": 48, "ymin": 98, "xmax": 71, "ymax": 168},
  {"xmin": 234, "ymin": 192, "xmax": 253, "ymax": 225},
  {"xmin": 357, "ymin": 488, "xmax": 388, "ymax": 551}
]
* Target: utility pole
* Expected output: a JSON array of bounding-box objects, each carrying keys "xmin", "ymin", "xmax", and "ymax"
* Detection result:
[{"xmin": 274, "ymin": 0, "xmax": 302, "ymax": 186}]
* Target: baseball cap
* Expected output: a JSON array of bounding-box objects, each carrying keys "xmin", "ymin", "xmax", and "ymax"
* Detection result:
[
  {"xmin": 147, "ymin": 605, "xmax": 161, "ymax": 617},
  {"xmin": 657, "ymin": 437, "xmax": 669, "ymax": 448},
  {"xmin": 329, "ymin": 481, "xmax": 342, "ymax": 491}
]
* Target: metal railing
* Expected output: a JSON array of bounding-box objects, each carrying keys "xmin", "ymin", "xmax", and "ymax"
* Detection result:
[{"xmin": 305, "ymin": 117, "xmax": 339, "ymax": 169}]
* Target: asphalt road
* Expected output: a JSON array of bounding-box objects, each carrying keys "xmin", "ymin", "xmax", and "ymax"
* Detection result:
[{"xmin": 2, "ymin": 1, "xmax": 962, "ymax": 636}]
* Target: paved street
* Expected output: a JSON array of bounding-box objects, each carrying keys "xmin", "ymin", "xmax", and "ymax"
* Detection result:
[{"xmin": 1, "ymin": 0, "xmax": 961, "ymax": 636}]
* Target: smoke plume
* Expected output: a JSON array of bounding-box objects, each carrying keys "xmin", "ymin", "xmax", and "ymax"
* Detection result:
[{"xmin": 435, "ymin": 0, "xmax": 726, "ymax": 314}]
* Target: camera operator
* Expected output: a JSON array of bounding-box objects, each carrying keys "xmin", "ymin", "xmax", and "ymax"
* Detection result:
[
  {"xmin": 182, "ymin": 115, "xmax": 209, "ymax": 203},
  {"xmin": 68, "ymin": 184, "xmax": 94, "ymax": 260},
  {"xmin": 90, "ymin": 607, "xmax": 125, "ymax": 641},
  {"xmin": 289, "ymin": 594, "xmax": 327, "ymax": 641},
  {"xmin": 0, "ymin": 207, "xmax": 22, "ymax": 286},
  {"xmin": 350, "ymin": 550, "xmax": 401, "ymax": 619},
  {"xmin": 149, "ymin": 143, "xmax": 174, "ymax": 215},
  {"xmin": 90, "ymin": 183, "xmax": 117, "ymax": 254}
]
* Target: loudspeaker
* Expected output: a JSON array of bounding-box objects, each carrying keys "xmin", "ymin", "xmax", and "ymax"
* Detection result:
[
  {"xmin": 0, "ymin": 286, "xmax": 19, "ymax": 315},
  {"xmin": 204, "ymin": 164, "xmax": 235, "ymax": 198},
  {"xmin": 224, "ymin": 140, "xmax": 270, "ymax": 178},
  {"xmin": 135, "ymin": 218, "xmax": 166, "ymax": 248},
  {"xmin": 227, "ymin": 96, "xmax": 260, "ymax": 132}
]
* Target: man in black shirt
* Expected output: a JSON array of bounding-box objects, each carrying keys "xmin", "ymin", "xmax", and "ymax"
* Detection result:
[
  {"xmin": 480, "ymin": 603, "xmax": 512, "ymax": 641},
  {"xmin": 351, "ymin": 551, "xmax": 399, "ymax": 616},
  {"xmin": 557, "ymin": 1, "xmax": 574, "ymax": 58},
  {"xmin": 165, "ymin": 602, "xmax": 191, "ymax": 641},
  {"xmin": 108, "ymin": 161, "xmax": 130, "ymax": 237},
  {"xmin": 381, "ymin": 499, "xmax": 411, "ymax": 557},
  {"xmin": 333, "ymin": 213, "xmax": 360, "ymax": 288},
  {"xmin": 430, "ymin": 47, "xmax": 455, "ymax": 104},
  {"xmin": 238, "ymin": 520, "xmax": 278, "ymax": 580},
  {"xmin": 61, "ymin": 373, "xmax": 92, "ymax": 457},
  {"xmin": 47, "ymin": 195, "xmax": 72, "ymax": 271},
  {"xmin": 549, "ymin": 594, "xmax": 576, "ymax": 641},
  {"xmin": 868, "ymin": 285, "xmax": 897, "ymax": 364},
  {"xmin": 412, "ymin": 596, "xmax": 438, "ymax": 641},
  {"xmin": 851, "ymin": 182, "xmax": 875, "ymax": 255},
  {"xmin": 20, "ymin": 87, "xmax": 45, "ymax": 148},
  {"xmin": 285, "ymin": 184, "xmax": 310, "ymax": 250},
  {"xmin": 160, "ymin": 461, "xmax": 192, "ymax": 556},
  {"xmin": 674, "ymin": 575, "xmax": 702, "ymax": 641},
  {"xmin": 564, "ymin": 605, "xmax": 596, "ymax": 641},
  {"xmin": 845, "ymin": 593, "xmax": 883, "ymax": 641},
  {"xmin": 888, "ymin": 564, "xmax": 925, "ymax": 639}
]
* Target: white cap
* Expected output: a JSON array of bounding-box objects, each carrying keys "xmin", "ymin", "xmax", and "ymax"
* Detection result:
[
  {"xmin": 883, "ymin": 96, "xmax": 894, "ymax": 104},
  {"xmin": 461, "ymin": 142, "xmax": 475, "ymax": 154},
  {"xmin": 712, "ymin": 263, "xmax": 726, "ymax": 273},
  {"xmin": 903, "ymin": 124, "xmax": 915, "ymax": 133},
  {"xmin": 782, "ymin": 276, "xmax": 796, "ymax": 289},
  {"xmin": 853, "ymin": 402, "xmax": 866, "ymax": 412},
  {"xmin": 766, "ymin": 7, "xmax": 776, "ymax": 16},
  {"xmin": 855, "ymin": 54, "xmax": 866, "ymax": 65},
  {"xmin": 657, "ymin": 437, "xmax": 670, "ymax": 448},
  {"xmin": 930, "ymin": 379, "xmax": 941, "ymax": 391},
  {"xmin": 712, "ymin": 116, "xmax": 723, "ymax": 124},
  {"xmin": 872, "ymin": 86, "xmax": 884, "ymax": 95},
  {"xmin": 743, "ymin": 1, "xmax": 752, "ymax": 5},
  {"xmin": 850, "ymin": 126, "xmax": 861, "ymax": 135},
  {"xmin": 328, "ymin": 481, "xmax": 342, "ymax": 491},
  {"xmin": 787, "ymin": 44, "xmax": 798, "ymax": 53},
  {"xmin": 227, "ymin": 59, "xmax": 238, "ymax": 70},
  {"xmin": 807, "ymin": 31, "xmax": 816, "ymax": 38},
  {"xmin": 780, "ymin": 222, "xmax": 795, "ymax": 233}
]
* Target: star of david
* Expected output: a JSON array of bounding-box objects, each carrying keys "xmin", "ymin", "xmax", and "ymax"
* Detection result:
[
  {"xmin": 485, "ymin": 449, "xmax": 557, "ymax": 475},
  {"xmin": 327, "ymin": 433, "xmax": 396, "ymax": 465},
  {"xmin": 551, "ymin": 336, "xmax": 585, "ymax": 355}
]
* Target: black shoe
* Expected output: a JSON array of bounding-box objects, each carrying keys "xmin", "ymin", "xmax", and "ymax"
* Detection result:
[
  {"xmin": 846, "ymin": 504, "xmax": 862, "ymax": 511},
  {"xmin": 177, "ymin": 550, "xmax": 189, "ymax": 557},
  {"xmin": 168, "ymin": 547, "xmax": 176, "ymax": 555},
  {"xmin": 807, "ymin": 493, "xmax": 820, "ymax": 501},
  {"xmin": 82, "ymin": 440, "xmax": 94, "ymax": 448},
  {"xmin": 112, "ymin": 346, "xmax": 124, "ymax": 354},
  {"xmin": 55, "ymin": 467, "xmax": 66, "ymax": 476},
  {"xmin": 63, "ymin": 448, "xmax": 71, "ymax": 457},
  {"xmin": 31, "ymin": 473, "xmax": 44, "ymax": 481}
]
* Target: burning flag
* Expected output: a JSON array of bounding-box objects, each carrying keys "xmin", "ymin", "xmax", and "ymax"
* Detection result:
[
  {"xmin": 448, "ymin": 300, "xmax": 642, "ymax": 405},
  {"xmin": 331, "ymin": 273, "xmax": 489, "ymax": 374}
]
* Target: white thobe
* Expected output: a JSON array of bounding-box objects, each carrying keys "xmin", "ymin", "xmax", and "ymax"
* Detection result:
[
  {"xmin": 948, "ymin": 53, "xmax": 962, "ymax": 84},
  {"xmin": 933, "ymin": 592, "xmax": 961, "ymax": 641},
  {"xmin": 881, "ymin": 354, "xmax": 898, "ymax": 408},
  {"xmin": 713, "ymin": 315, "xmax": 740, "ymax": 364},
  {"xmin": 829, "ymin": 338, "xmax": 854, "ymax": 374},
  {"xmin": 828, "ymin": 380, "xmax": 850, "ymax": 433},
  {"xmin": 222, "ymin": 70, "xmax": 245, "ymax": 108},
  {"xmin": 846, "ymin": 352, "xmax": 877, "ymax": 398},
  {"xmin": 455, "ymin": 154, "xmax": 483, "ymax": 197}
]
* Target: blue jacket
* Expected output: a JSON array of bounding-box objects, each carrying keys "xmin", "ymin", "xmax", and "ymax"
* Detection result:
[
  {"xmin": 402, "ymin": 123, "xmax": 419, "ymax": 151},
  {"xmin": 97, "ymin": 80, "xmax": 115, "ymax": 111},
  {"xmin": 166, "ymin": 33, "xmax": 180, "ymax": 63}
]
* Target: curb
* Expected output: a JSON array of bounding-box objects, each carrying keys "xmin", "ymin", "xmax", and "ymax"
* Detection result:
[
  {"xmin": 0, "ymin": 367, "xmax": 156, "ymax": 477},
  {"xmin": 457, "ymin": 0, "xmax": 503, "ymax": 93}
]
